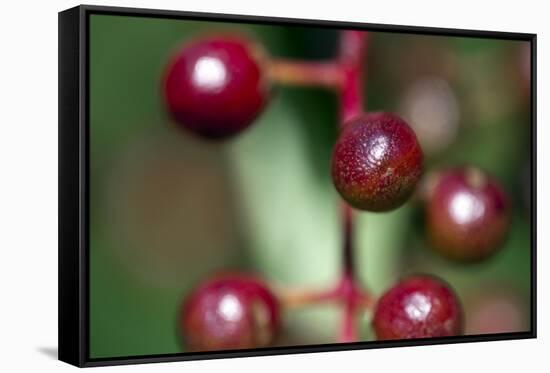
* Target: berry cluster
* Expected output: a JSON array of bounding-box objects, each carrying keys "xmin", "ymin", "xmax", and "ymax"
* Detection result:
[{"xmin": 163, "ymin": 31, "xmax": 511, "ymax": 350}]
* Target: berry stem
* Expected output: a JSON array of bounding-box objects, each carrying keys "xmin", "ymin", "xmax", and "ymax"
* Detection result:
[
  {"xmin": 277, "ymin": 287, "xmax": 337, "ymax": 308},
  {"xmin": 341, "ymin": 203, "xmax": 355, "ymax": 278},
  {"xmin": 277, "ymin": 276, "xmax": 373, "ymax": 309},
  {"xmin": 338, "ymin": 31, "xmax": 368, "ymax": 279},
  {"xmin": 268, "ymin": 60, "xmax": 343, "ymax": 87},
  {"xmin": 338, "ymin": 296, "xmax": 358, "ymax": 342},
  {"xmin": 336, "ymin": 30, "xmax": 369, "ymax": 282},
  {"xmin": 272, "ymin": 30, "xmax": 371, "ymax": 343},
  {"xmin": 267, "ymin": 31, "xmax": 369, "ymax": 96},
  {"xmin": 335, "ymin": 30, "xmax": 369, "ymax": 342},
  {"xmin": 338, "ymin": 31, "xmax": 369, "ymax": 123}
]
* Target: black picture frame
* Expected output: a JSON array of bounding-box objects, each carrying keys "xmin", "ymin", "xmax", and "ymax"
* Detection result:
[{"xmin": 58, "ymin": 4, "xmax": 537, "ymax": 368}]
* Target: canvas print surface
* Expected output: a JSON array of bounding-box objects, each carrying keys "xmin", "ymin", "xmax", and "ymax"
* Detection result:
[{"xmin": 88, "ymin": 14, "xmax": 532, "ymax": 359}]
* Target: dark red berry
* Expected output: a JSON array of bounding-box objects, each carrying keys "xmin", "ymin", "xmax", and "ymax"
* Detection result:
[
  {"xmin": 331, "ymin": 112, "xmax": 423, "ymax": 211},
  {"xmin": 164, "ymin": 35, "xmax": 269, "ymax": 139},
  {"xmin": 373, "ymin": 275, "xmax": 463, "ymax": 340},
  {"xmin": 180, "ymin": 273, "xmax": 280, "ymax": 351},
  {"xmin": 426, "ymin": 167, "xmax": 510, "ymax": 262}
]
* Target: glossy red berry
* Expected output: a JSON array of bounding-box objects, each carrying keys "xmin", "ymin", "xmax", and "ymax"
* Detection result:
[
  {"xmin": 164, "ymin": 35, "xmax": 269, "ymax": 139},
  {"xmin": 373, "ymin": 275, "xmax": 463, "ymax": 340},
  {"xmin": 426, "ymin": 167, "xmax": 511, "ymax": 262},
  {"xmin": 180, "ymin": 273, "xmax": 280, "ymax": 351},
  {"xmin": 331, "ymin": 113, "xmax": 423, "ymax": 212}
]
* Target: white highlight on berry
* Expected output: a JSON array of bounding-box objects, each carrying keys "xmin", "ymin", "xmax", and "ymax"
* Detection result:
[
  {"xmin": 449, "ymin": 190, "xmax": 485, "ymax": 225},
  {"xmin": 405, "ymin": 292, "xmax": 432, "ymax": 321},
  {"xmin": 192, "ymin": 56, "xmax": 228, "ymax": 92},
  {"xmin": 367, "ymin": 136, "xmax": 389, "ymax": 166},
  {"xmin": 218, "ymin": 294, "xmax": 243, "ymax": 322}
]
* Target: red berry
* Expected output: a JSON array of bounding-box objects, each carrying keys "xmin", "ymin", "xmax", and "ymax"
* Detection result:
[
  {"xmin": 426, "ymin": 167, "xmax": 510, "ymax": 262},
  {"xmin": 164, "ymin": 35, "xmax": 269, "ymax": 139},
  {"xmin": 373, "ymin": 276, "xmax": 463, "ymax": 340},
  {"xmin": 180, "ymin": 273, "xmax": 280, "ymax": 351},
  {"xmin": 331, "ymin": 113, "xmax": 423, "ymax": 211}
]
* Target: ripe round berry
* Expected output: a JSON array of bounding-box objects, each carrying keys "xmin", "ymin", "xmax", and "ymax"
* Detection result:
[
  {"xmin": 373, "ymin": 276, "xmax": 463, "ymax": 340},
  {"xmin": 164, "ymin": 35, "xmax": 269, "ymax": 139},
  {"xmin": 426, "ymin": 167, "xmax": 510, "ymax": 262},
  {"xmin": 180, "ymin": 274, "xmax": 280, "ymax": 351},
  {"xmin": 331, "ymin": 113, "xmax": 423, "ymax": 211}
]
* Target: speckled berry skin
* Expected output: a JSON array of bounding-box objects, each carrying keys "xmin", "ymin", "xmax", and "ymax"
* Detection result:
[
  {"xmin": 331, "ymin": 113, "xmax": 423, "ymax": 212},
  {"xmin": 426, "ymin": 167, "xmax": 510, "ymax": 262},
  {"xmin": 180, "ymin": 274, "xmax": 280, "ymax": 351},
  {"xmin": 373, "ymin": 276, "xmax": 463, "ymax": 340},
  {"xmin": 164, "ymin": 36, "xmax": 269, "ymax": 139}
]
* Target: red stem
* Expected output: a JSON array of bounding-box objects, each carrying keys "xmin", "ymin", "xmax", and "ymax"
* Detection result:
[
  {"xmin": 270, "ymin": 30, "xmax": 371, "ymax": 343},
  {"xmin": 268, "ymin": 60, "xmax": 343, "ymax": 87},
  {"xmin": 338, "ymin": 30, "xmax": 369, "ymax": 124},
  {"xmin": 341, "ymin": 204, "xmax": 355, "ymax": 278},
  {"xmin": 339, "ymin": 294, "xmax": 358, "ymax": 342},
  {"xmin": 338, "ymin": 30, "xmax": 369, "ymax": 284},
  {"xmin": 336, "ymin": 30, "xmax": 369, "ymax": 342}
]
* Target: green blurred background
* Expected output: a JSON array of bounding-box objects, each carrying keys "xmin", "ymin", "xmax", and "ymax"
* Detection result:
[{"xmin": 89, "ymin": 14, "xmax": 532, "ymax": 358}]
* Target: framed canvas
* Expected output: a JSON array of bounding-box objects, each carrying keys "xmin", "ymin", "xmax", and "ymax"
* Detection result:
[{"xmin": 58, "ymin": 4, "xmax": 536, "ymax": 367}]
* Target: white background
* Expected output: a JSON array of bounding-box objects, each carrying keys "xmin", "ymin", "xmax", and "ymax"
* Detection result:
[{"xmin": 0, "ymin": 0, "xmax": 546, "ymax": 371}]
